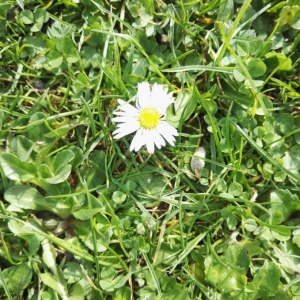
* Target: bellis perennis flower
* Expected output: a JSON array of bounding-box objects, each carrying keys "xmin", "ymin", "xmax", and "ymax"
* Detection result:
[{"xmin": 112, "ymin": 82, "xmax": 178, "ymax": 154}]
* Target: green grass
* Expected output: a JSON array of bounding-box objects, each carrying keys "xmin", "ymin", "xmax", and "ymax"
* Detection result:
[{"xmin": 1, "ymin": 0, "xmax": 300, "ymax": 299}]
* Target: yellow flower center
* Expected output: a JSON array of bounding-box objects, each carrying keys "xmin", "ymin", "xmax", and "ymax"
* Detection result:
[{"xmin": 138, "ymin": 108, "xmax": 160, "ymax": 129}]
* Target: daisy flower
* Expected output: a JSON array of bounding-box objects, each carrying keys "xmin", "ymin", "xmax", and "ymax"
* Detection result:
[{"xmin": 112, "ymin": 82, "xmax": 178, "ymax": 154}]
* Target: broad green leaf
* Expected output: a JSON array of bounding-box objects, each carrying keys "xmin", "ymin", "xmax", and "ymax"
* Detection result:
[
  {"xmin": 70, "ymin": 278, "xmax": 92, "ymax": 298},
  {"xmin": 272, "ymin": 229, "xmax": 291, "ymax": 241},
  {"xmin": 155, "ymin": 242, "xmax": 180, "ymax": 265},
  {"xmin": 279, "ymin": 5, "xmax": 300, "ymax": 26},
  {"xmin": 282, "ymin": 151, "xmax": 299, "ymax": 177},
  {"xmin": 100, "ymin": 275, "xmax": 128, "ymax": 292},
  {"xmin": 130, "ymin": 171, "xmax": 167, "ymax": 207},
  {"xmin": 80, "ymin": 150, "xmax": 106, "ymax": 189},
  {"xmin": 52, "ymin": 150, "xmax": 74, "ymax": 170},
  {"xmin": 75, "ymin": 213, "xmax": 111, "ymax": 252},
  {"xmin": 114, "ymin": 286, "xmax": 131, "ymax": 300},
  {"xmin": 8, "ymin": 219, "xmax": 44, "ymax": 244},
  {"xmin": 233, "ymin": 68, "xmax": 245, "ymax": 82},
  {"xmin": 205, "ymin": 255, "xmax": 247, "ymax": 294},
  {"xmin": 244, "ymin": 219, "xmax": 258, "ymax": 232},
  {"xmin": 247, "ymin": 58, "xmax": 266, "ymax": 78},
  {"xmin": 265, "ymin": 52, "xmax": 292, "ymax": 71},
  {"xmin": 0, "ymin": 215, "xmax": 93, "ymax": 262},
  {"xmin": 0, "ymin": 264, "xmax": 32, "ymax": 292},
  {"xmin": 249, "ymin": 39, "xmax": 264, "ymax": 55},
  {"xmin": 45, "ymin": 164, "xmax": 72, "ymax": 184},
  {"xmin": 68, "ymin": 146, "xmax": 84, "ymax": 168},
  {"xmin": 249, "ymin": 261, "xmax": 280, "ymax": 299},
  {"xmin": 224, "ymin": 242, "xmax": 250, "ymax": 270},
  {"xmin": 81, "ymin": 46, "xmax": 102, "ymax": 68},
  {"xmin": 26, "ymin": 112, "xmax": 53, "ymax": 144},
  {"xmin": 236, "ymin": 40, "xmax": 250, "ymax": 57},
  {"xmin": 56, "ymin": 37, "xmax": 74, "ymax": 53},
  {"xmin": 40, "ymin": 273, "xmax": 68, "ymax": 299},
  {"xmin": 228, "ymin": 182, "xmax": 243, "ymax": 196},
  {"xmin": 226, "ymin": 215, "xmax": 237, "ymax": 230},
  {"xmin": 274, "ymin": 170, "xmax": 286, "ymax": 182},
  {"xmin": 219, "ymin": 192, "xmax": 235, "ymax": 199},
  {"xmin": 8, "ymin": 135, "xmax": 34, "ymax": 161},
  {"xmin": 217, "ymin": 0, "xmax": 234, "ymax": 21},
  {"xmin": 112, "ymin": 191, "xmax": 127, "ymax": 204},
  {"xmin": 41, "ymin": 239, "xmax": 69, "ymax": 300},
  {"xmin": 65, "ymin": 47, "xmax": 78, "ymax": 64},
  {"xmin": 44, "ymin": 50, "xmax": 64, "ymax": 69},
  {"xmin": 292, "ymin": 229, "xmax": 300, "ymax": 248},
  {"xmin": 275, "ymin": 113, "xmax": 294, "ymax": 134},
  {"xmin": 4, "ymin": 185, "xmax": 46, "ymax": 210},
  {"xmin": 38, "ymin": 164, "xmax": 53, "ymax": 178},
  {"xmin": 123, "ymin": 181, "xmax": 137, "ymax": 193},
  {"xmin": 4, "ymin": 186, "xmax": 70, "ymax": 218},
  {"xmin": 271, "ymin": 32, "xmax": 285, "ymax": 49},
  {"xmin": 34, "ymin": 8, "xmax": 49, "ymax": 23},
  {"xmin": 19, "ymin": 10, "xmax": 34, "ymax": 24},
  {"xmin": 80, "ymin": 227, "xmax": 111, "ymax": 253},
  {"xmin": 167, "ymin": 89, "xmax": 197, "ymax": 127},
  {"xmin": 47, "ymin": 21, "xmax": 75, "ymax": 38},
  {"xmin": 31, "ymin": 22, "xmax": 43, "ymax": 32},
  {"xmin": 72, "ymin": 72, "xmax": 90, "ymax": 94},
  {"xmin": 72, "ymin": 194, "xmax": 102, "ymax": 221},
  {"xmin": 137, "ymin": 286, "xmax": 156, "ymax": 299},
  {"xmin": 101, "ymin": 266, "xmax": 116, "ymax": 281},
  {"xmin": 6, "ymin": 230, "xmax": 41, "ymax": 256},
  {"xmin": 24, "ymin": 35, "xmax": 47, "ymax": 49},
  {"xmin": 0, "ymin": 153, "xmax": 37, "ymax": 182},
  {"xmin": 270, "ymin": 189, "xmax": 300, "ymax": 224},
  {"xmin": 269, "ymin": 211, "xmax": 285, "ymax": 226},
  {"xmin": 41, "ymin": 180, "xmax": 71, "ymax": 198},
  {"xmin": 292, "ymin": 10, "xmax": 300, "ymax": 28},
  {"xmin": 132, "ymin": 58, "xmax": 147, "ymax": 78},
  {"xmin": 63, "ymin": 262, "xmax": 83, "ymax": 284},
  {"xmin": 273, "ymin": 241, "xmax": 300, "ymax": 275},
  {"xmin": 27, "ymin": 235, "xmax": 40, "ymax": 256}
]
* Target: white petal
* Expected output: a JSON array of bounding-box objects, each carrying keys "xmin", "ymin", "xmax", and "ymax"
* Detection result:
[
  {"xmin": 157, "ymin": 121, "xmax": 178, "ymax": 136},
  {"xmin": 151, "ymin": 83, "xmax": 166, "ymax": 103},
  {"xmin": 156, "ymin": 122, "xmax": 178, "ymax": 145},
  {"xmin": 112, "ymin": 116, "xmax": 137, "ymax": 123},
  {"xmin": 152, "ymin": 129, "xmax": 166, "ymax": 149},
  {"xmin": 150, "ymin": 83, "xmax": 174, "ymax": 114},
  {"xmin": 113, "ymin": 111, "xmax": 139, "ymax": 118},
  {"xmin": 136, "ymin": 82, "xmax": 151, "ymax": 109},
  {"xmin": 156, "ymin": 98, "xmax": 174, "ymax": 116},
  {"xmin": 151, "ymin": 83, "xmax": 165, "ymax": 99},
  {"xmin": 144, "ymin": 131, "xmax": 156, "ymax": 154},
  {"xmin": 113, "ymin": 122, "xmax": 140, "ymax": 139},
  {"xmin": 146, "ymin": 141, "xmax": 155, "ymax": 153},
  {"xmin": 115, "ymin": 99, "xmax": 139, "ymax": 116},
  {"xmin": 130, "ymin": 128, "xmax": 146, "ymax": 152}
]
